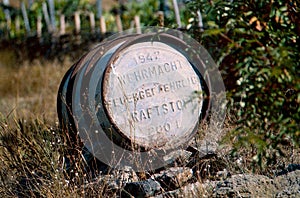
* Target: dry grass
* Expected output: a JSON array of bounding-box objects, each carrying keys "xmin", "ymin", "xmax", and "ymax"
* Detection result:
[
  {"xmin": 0, "ymin": 58, "xmax": 71, "ymax": 123},
  {"xmin": 0, "ymin": 57, "xmax": 109, "ymax": 197}
]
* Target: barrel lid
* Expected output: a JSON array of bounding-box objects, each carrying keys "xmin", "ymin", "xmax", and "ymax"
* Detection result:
[{"xmin": 102, "ymin": 33, "xmax": 204, "ymax": 150}]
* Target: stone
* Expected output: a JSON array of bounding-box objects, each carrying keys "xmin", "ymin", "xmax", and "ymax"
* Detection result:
[
  {"xmin": 86, "ymin": 166, "xmax": 139, "ymax": 195},
  {"xmin": 186, "ymin": 149, "xmax": 227, "ymax": 180},
  {"xmin": 111, "ymin": 166, "xmax": 139, "ymax": 186},
  {"xmin": 212, "ymin": 169, "xmax": 300, "ymax": 197},
  {"xmin": 153, "ymin": 167, "xmax": 193, "ymax": 191},
  {"xmin": 276, "ymin": 163, "xmax": 300, "ymax": 176},
  {"xmin": 122, "ymin": 178, "xmax": 161, "ymax": 198},
  {"xmin": 213, "ymin": 174, "xmax": 277, "ymax": 197},
  {"xmin": 163, "ymin": 149, "xmax": 192, "ymax": 166},
  {"xmin": 153, "ymin": 181, "xmax": 216, "ymax": 198},
  {"xmin": 274, "ymin": 170, "xmax": 300, "ymax": 198}
]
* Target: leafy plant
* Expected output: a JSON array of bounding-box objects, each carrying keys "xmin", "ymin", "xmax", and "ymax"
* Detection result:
[{"xmin": 186, "ymin": 0, "xmax": 299, "ymax": 168}]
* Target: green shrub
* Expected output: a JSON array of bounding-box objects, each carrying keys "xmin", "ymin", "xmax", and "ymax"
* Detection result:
[{"xmin": 186, "ymin": 0, "xmax": 299, "ymax": 168}]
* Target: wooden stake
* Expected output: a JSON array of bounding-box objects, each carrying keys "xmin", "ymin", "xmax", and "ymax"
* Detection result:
[
  {"xmin": 172, "ymin": 0, "xmax": 181, "ymax": 28},
  {"xmin": 89, "ymin": 12, "xmax": 95, "ymax": 33},
  {"xmin": 3, "ymin": 0, "xmax": 11, "ymax": 32},
  {"xmin": 60, "ymin": 14, "xmax": 66, "ymax": 35},
  {"xmin": 21, "ymin": 1, "xmax": 31, "ymax": 34},
  {"xmin": 74, "ymin": 11, "xmax": 81, "ymax": 34},
  {"xmin": 115, "ymin": 14, "xmax": 123, "ymax": 32},
  {"xmin": 197, "ymin": 10, "xmax": 204, "ymax": 32},
  {"xmin": 47, "ymin": 0, "xmax": 56, "ymax": 31},
  {"xmin": 100, "ymin": 16, "xmax": 106, "ymax": 34},
  {"xmin": 42, "ymin": 2, "xmax": 52, "ymax": 33},
  {"xmin": 15, "ymin": 16, "xmax": 20, "ymax": 33},
  {"xmin": 96, "ymin": 0, "xmax": 103, "ymax": 19},
  {"xmin": 37, "ymin": 15, "xmax": 42, "ymax": 37},
  {"xmin": 5, "ymin": 13, "xmax": 11, "ymax": 31},
  {"xmin": 134, "ymin": 15, "xmax": 141, "ymax": 34}
]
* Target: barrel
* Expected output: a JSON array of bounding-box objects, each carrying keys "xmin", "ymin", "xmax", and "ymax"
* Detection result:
[{"xmin": 57, "ymin": 28, "xmax": 211, "ymax": 169}]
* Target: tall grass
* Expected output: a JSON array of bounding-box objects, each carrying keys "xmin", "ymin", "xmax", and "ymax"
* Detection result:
[
  {"xmin": 0, "ymin": 118, "xmax": 114, "ymax": 197},
  {"xmin": 0, "ymin": 58, "xmax": 113, "ymax": 197},
  {"xmin": 0, "ymin": 58, "xmax": 71, "ymax": 122}
]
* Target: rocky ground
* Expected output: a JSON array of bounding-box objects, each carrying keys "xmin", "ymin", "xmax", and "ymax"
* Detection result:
[{"xmin": 82, "ymin": 146, "xmax": 300, "ymax": 198}]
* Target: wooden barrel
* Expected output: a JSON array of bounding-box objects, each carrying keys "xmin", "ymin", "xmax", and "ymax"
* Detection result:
[{"xmin": 57, "ymin": 30, "xmax": 210, "ymax": 152}]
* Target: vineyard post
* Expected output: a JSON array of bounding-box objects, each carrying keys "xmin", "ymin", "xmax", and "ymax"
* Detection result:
[
  {"xmin": 60, "ymin": 14, "xmax": 66, "ymax": 35},
  {"xmin": 134, "ymin": 15, "xmax": 141, "ymax": 34},
  {"xmin": 89, "ymin": 12, "xmax": 95, "ymax": 34},
  {"xmin": 47, "ymin": 0, "xmax": 56, "ymax": 31},
  {"xmin": 21, "ymin": 1, "xmax": 31, "ymax": 34},
  {"xmin": 96, "ymin": 0, "xmax": 102, "ymax": 19},
  {"xmin": 197, "ymin": 9, "xmax": 204, "ymax": 32},
  {"xmin": 116, "ymin": 14, "xmax": 123, "ymax": 32},
  {"xmin": 100, "ymin": 16, "xmax": 106, "ymax": 34},
  {"xmin": 15, "ymin": 16, "xmax": 20, "ymax": 33},
  {"xmin": 3, "ymin": 0, "xmax": 11, "ymax": 34},
  {"xmin": 74, "ymin": 11, "xmax": 81, "ymax": 35},
  {"xmin": 42, "ymin": 2, "xmax": 52, "ymax": 33},
  {"xmin": 37, "ymin": 15, "xmax": 42, "ymax": 38},
  {"xmin": 172, "ymin": 0, "xmax": 181, "ymax": 28}
]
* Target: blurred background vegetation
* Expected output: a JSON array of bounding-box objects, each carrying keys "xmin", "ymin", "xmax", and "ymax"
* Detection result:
[{"xmin": 0, "ymin": 0, "xmax": 299, "ymax": 196}]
